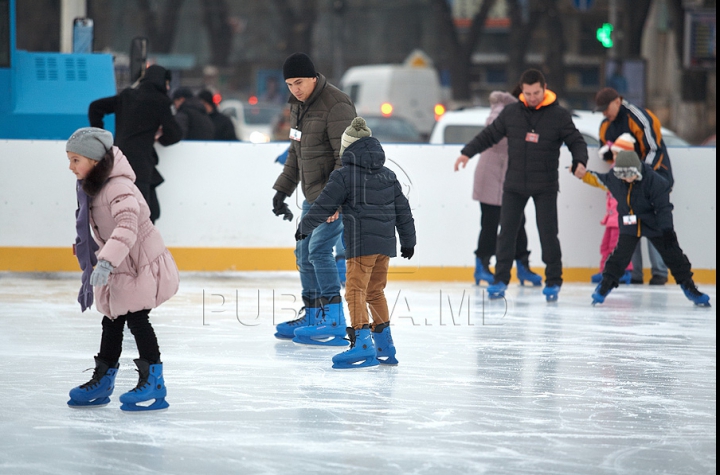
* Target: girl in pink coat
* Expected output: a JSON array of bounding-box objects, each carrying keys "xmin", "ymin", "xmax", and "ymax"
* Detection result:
[{"xmin": 65, "ymin": 127, "xmax": 179, "ymax": 412}]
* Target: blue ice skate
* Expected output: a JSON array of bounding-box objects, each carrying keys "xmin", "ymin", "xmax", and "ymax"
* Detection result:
[
  {"xmin": 543, "ymin": 285, "xmax": 561, "ymax": 302},
  {"xmin": 332, "ymin": 327, "xmax": 379, "ymax": 369},
  {"xmin": 591, "ymin": 272, "xmax": 602, "ymax": 283},
  {"xmin": 119, "ymin": 359, "xmax": 169, "ymax": 412},
  {"xmin": 486, "ymin": 282, "xmax": 507, "ymax": 299},
  {"xmin": 275, "ymin": 297, "xmax": 320, "ymax": 339},
  {"xmin": 371, "ymin": 322, "xmax": 398, "ymax": 365},
  {"xmin": 516, "ymin": 260, "xmax": 542, "ymax": 286},
  {"xmin": 67, "ymin": 357, "xmax": 118, "ymax": 407},
  {"xmin": 591, "ymin": 281, "xmax": 614, "ymax": 306},
  {"xmin": 681, "ymin": 281, "xmax": 711, "ymax": 307},
  {"xmin": 292, "ymin": 296, "xmax": 349, "ymax": 347},
  {"xmin": 474, "ymin": 257, "xmax": 494, "ymax": 285},
  {"xmin": 619, "ymin": 270, "xmax": 632, "ymax": 284},
  {"xmin": 336, "ymin": 257, "xmax": 347, "ymax": 288}
]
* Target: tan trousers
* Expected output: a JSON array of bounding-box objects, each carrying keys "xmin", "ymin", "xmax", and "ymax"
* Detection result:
[{"xmin": 345, "ymin": 254, "xmax": 390, "ymax": 330}]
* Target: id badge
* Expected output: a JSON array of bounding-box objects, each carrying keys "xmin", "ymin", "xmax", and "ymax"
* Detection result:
[
  {"xmin": 289, "ymin": 128, "xmax": 302, "ymax": 141},
  {"xmin": 622, "ymin": 215, "xmax": 637, "ymax": 225},
  {"xmin": 525, "ymin": 132, "xmax": 539, "ymax": 143}
]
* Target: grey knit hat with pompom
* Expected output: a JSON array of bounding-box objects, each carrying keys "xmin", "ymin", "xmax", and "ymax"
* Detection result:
[{"xmin": 340, "ymin": 117, "xmax": 372, "ymax": 155}]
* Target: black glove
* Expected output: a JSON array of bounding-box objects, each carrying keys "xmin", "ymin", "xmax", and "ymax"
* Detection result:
[
  {"xmin": 601, "ymin": 149, "xmax": 614, "ymax": 162},
  {"xmin": 295, "ymin": 229, "xmax": 308, "ymax": 241},
  {"xmin": 400, "ymin": 246, "xmax": 414, "ymax": 259},
  {"xmin": 272, "ymin": 191, "xmax": 293, "ymax": 221}
]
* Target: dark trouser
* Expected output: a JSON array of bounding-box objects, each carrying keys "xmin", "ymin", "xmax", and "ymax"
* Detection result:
[
  {"xmin": 98, "ymin": 309, "xmax": 161, "ymax": 365},
  {"xmin": 603, "ymin": 233, "xmax": 693, "ymax": 285},
  {"xmin": 494, "ymin": 190, "xmax": 562, "ymax": 286},
  {"xmin": 135, "ymin": 181, "xmax": 160, "ymax": 223},
  {"xmin": 475, "ymin": 202, "xmax": 531, "ymax": 265}
]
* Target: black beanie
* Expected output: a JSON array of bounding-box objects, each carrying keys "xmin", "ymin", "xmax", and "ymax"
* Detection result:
[{"xmin": 283, "ymin": 53, "xmax": 317, "ymax": 79}]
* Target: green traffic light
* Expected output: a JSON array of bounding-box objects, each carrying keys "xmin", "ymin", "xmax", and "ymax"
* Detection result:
[{"xmin": 596, "ymin": 23, "xmax": 614, "ymax": 48}]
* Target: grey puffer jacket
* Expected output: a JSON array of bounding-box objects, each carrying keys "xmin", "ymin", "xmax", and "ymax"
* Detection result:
[
  {"xmin": 473, "ymin": 91, "xmax": 517, "ymax": 205},
  {"xmin": 273, "ymin": 73, "xmax": 356, "ymax": 203},
  {"xmin": 298, "ymin": 137, "xmax": 416, "ymax": 259}
]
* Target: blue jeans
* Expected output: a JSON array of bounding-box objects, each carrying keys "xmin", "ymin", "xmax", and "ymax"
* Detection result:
[{"xmin": 296, "ymin": 200, "xmax": 344, "ymax": 301}]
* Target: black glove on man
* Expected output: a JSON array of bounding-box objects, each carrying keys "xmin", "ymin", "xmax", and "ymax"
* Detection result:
[
  {"xmin": 400, "ymin": 246, "xmax": 414, "ymax": 259},
  {"xmin": 272, "ymin": 191, "xmax": 293, "ymax": 221},
  {"xmin": 295, "ymin": 229, "xmax": 308, "ymax": 241}
]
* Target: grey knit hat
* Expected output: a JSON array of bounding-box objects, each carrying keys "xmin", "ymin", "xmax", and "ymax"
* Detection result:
[
  {"xmin": 613, "ymin": 150, "xmax": 643, "ymax": 180},
  {"xmin": 340, "ymin": 117, "xmax": 372, "ymax": 155},
  {"xmin": 66, "ymin": 127, "xmax": 113, "ymax": 161}
]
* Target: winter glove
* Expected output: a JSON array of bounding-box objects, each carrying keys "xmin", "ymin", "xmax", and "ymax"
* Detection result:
[
  {"xmin": 400, "ymin": 246, "xmax": 414, "ymax": 260},
  {"xmin": 598, "ymin": 142, "xmax": 614, "ymax": 162},
  {"xmin": 295, "ymin": 229, "xmax": 309, "ymax": 241},
  {"xmin": 89, "ymin": 259, "xmax": 113, "ymax": 287},
  {"xmin": 272, "ymin": 191, "xmax": 294, "ymax": 221}
]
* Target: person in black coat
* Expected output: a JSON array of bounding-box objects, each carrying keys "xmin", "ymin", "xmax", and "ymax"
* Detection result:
[
  {"xmin": 88, "ymin": 65, "xmax": 183, "ymax": 222},
  {"xmin": 171, "ymin": 88, "xmax": 215, "ymax": 141},
  {"xmin": 579, "ymin": 151, "xmax": 710, "ymax": 307},
  {"xmin": 454, "ymin": 69, "xmax": 588, "ymax": 301},
  {"xmin": 197, "ymin": 90, "xmax": 239, "ymax": 141},
  {"xmin": 296, "ymin": 118, "xmax": 416, "ymax": 369}
]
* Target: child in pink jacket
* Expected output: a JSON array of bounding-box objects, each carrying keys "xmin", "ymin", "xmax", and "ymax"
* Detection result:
[
  {"xmin": 591, "ymin": 133, "xmax": 635, "ymax": 283},
  {"xmin": 66, "ymin": 127, "xmax": 179, "ymax": 412}
]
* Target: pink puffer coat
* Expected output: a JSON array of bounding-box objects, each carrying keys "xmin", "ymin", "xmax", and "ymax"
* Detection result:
[
  {"xmin": 472, "ymin": 91, "xmax": 518, "ymax": 205},
  {"xmin": 90, "ymin": 147, "xmax": 179, "ymax": 318}
]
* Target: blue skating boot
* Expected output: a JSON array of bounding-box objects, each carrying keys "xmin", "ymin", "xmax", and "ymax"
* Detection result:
[
  {"xmin": 67, "ymin": 357, "xmax": 118, "ymax": 407},
  {"xmin": 119, "ymin": 359, "xmax": 169, "ymax": 412},
  {"xmin": 486, "ymin": 282, "xmax": 507, "ymax": 299},
  {"xmin": 680, "ymin": 280, "xmax": 711, "ymax": 307},
  {"xmin": 371, "ymin": 322, "xmax": 398, "ymax": 365},
  {"xmin": 474, "ymin": 257, "xmax": 494, "ymax": 285},
  {"xmin": 336, "ymin": 257, "xmax": 347, "ymax": 288},
  {"xmin": 292, "ymin": 296, "xmax": 349, "ymax": 346},
  {"xmin": 332, "ymin": 327, "xmax": 379, "ymax": 369},
  {"xmin": 619, "ymin": 270, "xmax": 632, "ymax": 284},
  {"xmin": 591, "ymin": 280, "xmax": 616, "ymax": 306},
  {"xmin": 275, "ymin": 297, "xmax": 320, "ymax": 339},
  {"xmin": 543, "ymin": 284, "xmax": 561, "ymax": 302},
  {"xmin": 515, "ymin": 260, "xmax": 542, "ymax": 286},
  {"xmin": 591, "ymin": 272, "xmax": 602, "ymax": 283}
]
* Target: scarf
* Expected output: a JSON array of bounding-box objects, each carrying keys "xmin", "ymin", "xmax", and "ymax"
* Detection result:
[{"xmin": 75, "ymin": 181, "xmax": 99, "ymax": 311}]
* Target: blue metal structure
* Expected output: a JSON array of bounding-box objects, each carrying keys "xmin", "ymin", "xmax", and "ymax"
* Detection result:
[{"xmin": 0, "ymin": 0, "xmax": 116, "ymax": 139}]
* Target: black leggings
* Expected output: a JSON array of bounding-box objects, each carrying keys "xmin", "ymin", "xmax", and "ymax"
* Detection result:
[
  {"xmin": 476, "ymin": 202, "xmax": 531, "ymax": 264},
  {"xmin": 98, "ymin": 309, "xmax": 161, "ymax": 365}
]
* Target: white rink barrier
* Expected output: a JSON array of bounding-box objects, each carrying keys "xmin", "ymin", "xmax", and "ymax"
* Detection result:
[{"xmin": 0, "ymin": 140, "xmax": 715, "ymax": 281}]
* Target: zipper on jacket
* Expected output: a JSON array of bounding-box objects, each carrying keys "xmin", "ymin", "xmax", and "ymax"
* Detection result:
[{"xmin": 626, "ymin": 182, "xmax": 641, "ymax": 237}]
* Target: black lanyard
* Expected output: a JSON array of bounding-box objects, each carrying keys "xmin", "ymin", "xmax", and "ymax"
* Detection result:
[{"xmin": 523, "ymin": 107, "xmax": 547, "ymax": 133}]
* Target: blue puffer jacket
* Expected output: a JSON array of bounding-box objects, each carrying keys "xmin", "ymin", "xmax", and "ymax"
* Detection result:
[{"xmin": 298, "ymin": 136, "xmax": 416, "ymax": 258}]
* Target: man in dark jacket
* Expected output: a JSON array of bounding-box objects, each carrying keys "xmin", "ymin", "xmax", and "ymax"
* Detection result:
[
  {"xmin": 578, "ymin": 151, "xmax": 709, "ymax": 307},
  {"xmin": 454, "ymin": 69, "xmax": 588, "ymax": 302},
  {"xmin": 272, "ymin": 52, "xmax": 356, "ymax": 345},
  {"xmin": 88, "ymin": 64, "xmax": 183, "ymax": 222},
  {"xmin": 171, "ymin": 88, "xmax": 215, "ymax": 141},
  {"xmin": 595, "ymin": 86, "xmax": 672, "ymax": 285},
  {"xmin": 295, "ymin": 118, "xmax": 416, "ymax": 368},
  {"xmin": 197, "ymin": 90, "xmax": 238, "ymax": 141}
]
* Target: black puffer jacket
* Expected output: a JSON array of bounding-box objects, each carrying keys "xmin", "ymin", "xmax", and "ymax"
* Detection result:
[
  {"xmin": 298, "ymin": 137, "xmax": 416, "ymax": 259},
  {"xmin": 461, "ymin": 91, "xmax": 588, "ymax": 194},
  {"xmin": 88, "ymin": 65, "xmax": 182, "ymax": 185},
  {"xmin": 583, "ymin": 162, "xmax": 673, "ymax": 238},
  {"xmin": 175, "ymin": 97, "xmax": 215, "ymax": 140}
]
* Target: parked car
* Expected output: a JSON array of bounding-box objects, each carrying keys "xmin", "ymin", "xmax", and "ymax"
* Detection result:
[
  {"xmin": 219, "ymin": 99, "xmax": 285, "ymax": 143},
  {"xmin": 362, "ymin": 115, "xmax": 424, "ymax": 144},
  {"xmin": 429, "ymin": 107, "xmax": 689, "ymax": 147}
]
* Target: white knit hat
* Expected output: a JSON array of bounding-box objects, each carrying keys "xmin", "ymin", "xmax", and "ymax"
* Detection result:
[{"xmin": 340, "ymin": 117, "xmax": 372, "ymax": 155}]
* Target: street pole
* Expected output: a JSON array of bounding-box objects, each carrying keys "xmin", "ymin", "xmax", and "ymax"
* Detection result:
[{"xmin": 608, "ymin": 0, "xmax": 617, "ymax": 59}]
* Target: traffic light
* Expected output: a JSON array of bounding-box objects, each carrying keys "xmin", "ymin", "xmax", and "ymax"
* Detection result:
[{"xmin": 596, "ymin": 23, "xmax": 614, "ymax": 48}]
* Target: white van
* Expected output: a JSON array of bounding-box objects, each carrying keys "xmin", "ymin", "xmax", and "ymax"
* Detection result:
[{"xmin": 339, "ymin": 64, "xmax": 443, "ymax": 138}]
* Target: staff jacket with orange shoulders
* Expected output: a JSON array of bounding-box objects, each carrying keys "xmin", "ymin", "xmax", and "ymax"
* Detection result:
[
  {"xmin": 599, "ymin": 101, "xmax": 673, "ymax": 188},
  {"xmin": 461, "ymin": 90, "xmax": 588, "ymax": 195}
]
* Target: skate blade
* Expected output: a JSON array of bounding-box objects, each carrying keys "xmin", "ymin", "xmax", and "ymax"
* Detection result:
[
  {"xmin": 67, "ymin": 397, "xmax": 110, "ymax": 408},
  {"xmin": 377, "ymin": 356, "xmax": 399, "ymax": 365},
  {"xmin": 292, "ymin": 335, "xmax": 349, "ymax": 347},
  {"xmin": 487, "ymin": 293, "xmax": 504, "ymax": 300},
  {"xmin": 332, "ymin": 357, "xmax": 380, "ymax": 369},
  {"xmin": 274, "ymin": 332, "xmax": 295, "ymax": 340},
  {"xmin": 120, "ymin": 398, "xmax": 169, "ymax": 412}
]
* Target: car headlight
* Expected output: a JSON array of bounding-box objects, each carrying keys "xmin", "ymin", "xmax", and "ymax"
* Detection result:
[{"xmin": 249, "ymin": 131, "xmax": 270, "ymax": 143}]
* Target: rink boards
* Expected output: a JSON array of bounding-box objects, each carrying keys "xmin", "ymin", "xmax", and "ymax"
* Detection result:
[{"xmin": 0, "ymin": 140, "xmax": 715, "ymax": 283}]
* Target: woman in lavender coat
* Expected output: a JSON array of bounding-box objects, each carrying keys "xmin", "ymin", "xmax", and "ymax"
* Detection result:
[
  {"xmin": 472, "ymin": 91, "xmax": 541, "ymax": 286},
  {"xmin": 65, "ymin": 127, "xmax": 178, "ymax": 411}
]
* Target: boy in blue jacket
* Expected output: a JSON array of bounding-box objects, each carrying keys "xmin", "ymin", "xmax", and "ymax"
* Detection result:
[
  {"xmin": 580, "ymin": 150, "xmax": 710, "ymax": 307},
  {"xmin": 295, "ymin": 117, "xmax": 417, "ymax": 368}
]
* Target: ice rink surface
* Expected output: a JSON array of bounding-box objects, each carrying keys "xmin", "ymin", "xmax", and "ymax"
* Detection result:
[{"xmin": 0, "ymin": 272, "xmax": 715, "ymax": 475}]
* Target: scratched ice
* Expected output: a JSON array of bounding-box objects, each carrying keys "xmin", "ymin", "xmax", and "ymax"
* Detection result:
[{"xmin": 0, "ymin": 272, "xmax": 715, "ymax": 475}]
